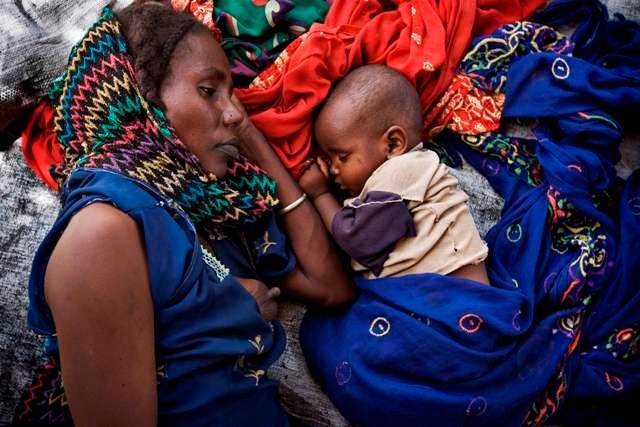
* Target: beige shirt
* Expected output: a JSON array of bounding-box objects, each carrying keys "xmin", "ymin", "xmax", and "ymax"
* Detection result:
[{"xmin": 347, "ymin": 148, "xmax": 488, "ymax": 278}]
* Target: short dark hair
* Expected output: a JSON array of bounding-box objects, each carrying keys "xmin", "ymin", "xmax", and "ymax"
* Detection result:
[
  {"xmin": 116, "ymin": 1, "xmax": 206, "ymax": 108},
  {"xmin": 322, "ymin": 65, "xmax": 423, "ymax": 143}
]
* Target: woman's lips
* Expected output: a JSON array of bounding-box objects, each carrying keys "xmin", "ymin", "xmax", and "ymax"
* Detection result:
[{"xmin": 215, "ymin": 140, "xmax": 240, "ymax": 160}]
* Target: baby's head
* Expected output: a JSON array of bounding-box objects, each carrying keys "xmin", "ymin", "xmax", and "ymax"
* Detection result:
[{"xmin": 314, "ymin": 65, "xmax": 422, "ymax": 195}]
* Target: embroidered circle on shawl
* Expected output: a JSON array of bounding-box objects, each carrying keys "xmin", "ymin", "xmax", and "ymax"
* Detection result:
[
  {"xmin": 481, "ymin": 158, "xmax": 501, "ymax": 176},
  {"xmin": 567, "ymin": 163, "xmax": 583, "ymax": 173},
  {"xmin": 628, "ymin": 197, "xmax": 640, "ymax": 215},
  {"xmin": 615, "ymin": 328, "xmax": 635, "ymax": 345},
  {"xmin": 604, "ymin": 372, "xmax": 624, "ymax": 392},
  {"xmin": 459, "ymin": 313, "xmax": 483, "ymax": 333},
  {"xmin": 368, "ymin": 317, "xmax": 391, "ymax": 337},
  {"xmin": 551, "ymin": 57, "xmax": 570, "ymax": 79},
  {"xmin": 512, "ymin": 310, "xmax": 522, "ymax": 331},
  {"xmin": 335, "ymin": 361, "xmax": 352, "ymax": 386},
  {"xmin": 506, "ymin": 223, "xmax": 523, "ymax": 242},
  {"xmin": 465, "ymin": 396, "xmax": 488, "ymax": 417}
]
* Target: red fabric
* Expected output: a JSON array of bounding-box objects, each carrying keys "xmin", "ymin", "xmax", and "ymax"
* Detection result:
[
  {"xmin": 424, "ymin": 74, "xmax": 505, "ymax": 138},
  {"xmin": 236, "ymin": 0, "xmax": 546, "ymax": 173},
  {"xmin": 21, "ymin": 100, "xmax": 63, "ymax": 191},
  {"xmin": 171, "ymin": 0, "xmax": 223, "ymax": 42}
]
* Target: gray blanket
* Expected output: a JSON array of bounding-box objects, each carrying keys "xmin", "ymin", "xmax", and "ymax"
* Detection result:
[{"xmin": 0, "ymin": 0, "xmax": 112, "ymax": 132}]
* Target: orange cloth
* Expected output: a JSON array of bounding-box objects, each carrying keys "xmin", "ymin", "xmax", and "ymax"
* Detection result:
[
  {"xmin": 236, "ymin": 0, "xmax": 546, "ymax": 173},
  {"xmin": 424, "ymin": 74, "xmax": 505, "ymax": 138},
  {"xmin": 170, "ymin": 0, "xmax": 223, "ymax": 42},
  {"xmin": 21, "ymin": 100, "xmax": 63, "ymax": 191}
]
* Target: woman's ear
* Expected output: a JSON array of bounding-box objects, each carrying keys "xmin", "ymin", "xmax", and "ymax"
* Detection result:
[{"xmin": 381, "ymin": 125, "xmax": 409, "ymax": 159}]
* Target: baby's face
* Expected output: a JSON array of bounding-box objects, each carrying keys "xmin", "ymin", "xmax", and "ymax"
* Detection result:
[{"xmin": 314, "ymin": 104, "xmax": 388, "ymax": 196}]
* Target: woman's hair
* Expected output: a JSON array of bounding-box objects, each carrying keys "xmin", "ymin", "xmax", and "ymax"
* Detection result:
[{"xmin": 116, "ymin": 1, "xmax": 205, "ymax": 108}]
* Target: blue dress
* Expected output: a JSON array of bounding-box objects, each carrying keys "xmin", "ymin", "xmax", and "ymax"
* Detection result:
[{"xmin": 26, "ymin": 168, "xmax": 293, "ymax": 426}]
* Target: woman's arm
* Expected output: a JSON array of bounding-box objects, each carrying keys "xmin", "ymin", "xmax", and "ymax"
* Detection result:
[
  {"xmin": 237, "ymin": 119, "xmax": 357, "ymax": 308},
  {"xmin": 45, "ymin": 203, "xmax": 157, "ymax": 427}
]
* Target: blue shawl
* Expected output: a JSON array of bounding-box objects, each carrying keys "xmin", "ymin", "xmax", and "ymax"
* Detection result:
[{"xmin": 300, "ymin": 2, "xmax": 640, "ymax": 425}]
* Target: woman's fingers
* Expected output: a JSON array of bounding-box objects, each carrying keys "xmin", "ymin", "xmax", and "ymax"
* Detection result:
[
  {"xmin": 235, "ymin": 277, "xmax": 280, "ymax": 320},
  {"xmin": 260, "ymin": 287, "xmax": 280, "ymax": 321}
]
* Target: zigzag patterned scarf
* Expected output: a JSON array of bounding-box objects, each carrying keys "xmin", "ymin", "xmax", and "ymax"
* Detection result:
[{"xmin": 49, "ymin": 7, "xmax": 278, "ymax": 227}]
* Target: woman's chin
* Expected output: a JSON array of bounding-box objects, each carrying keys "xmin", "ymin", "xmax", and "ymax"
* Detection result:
[{"xmin": 203, "ymin": 159, "xmax": 231, "ymax": 178}]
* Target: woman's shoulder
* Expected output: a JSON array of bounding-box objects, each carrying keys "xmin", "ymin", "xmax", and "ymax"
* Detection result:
[
  {"xmin": 28, "ymin": 172, "xmax": 199, "ymax": 335},
  {"xmin": 45, "ymin": 202, "xmax": 149, "ymax": 319},
  {"xmin": 57, "ymin": 202, "xmax": 142, "ymax": 257}
]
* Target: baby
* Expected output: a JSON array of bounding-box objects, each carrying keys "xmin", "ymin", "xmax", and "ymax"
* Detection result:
[{"xmin": 299, "ymin": 65, "xmax": 490, "ymax": 284}]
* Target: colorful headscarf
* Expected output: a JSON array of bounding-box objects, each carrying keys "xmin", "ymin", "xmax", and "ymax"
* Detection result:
[{"xmin": 49, "ymin": 7, "xmax": 278, "ymax": 227}]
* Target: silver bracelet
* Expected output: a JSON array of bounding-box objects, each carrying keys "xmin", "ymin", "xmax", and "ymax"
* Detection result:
[{"xmin": 279, "ymin": 193, "xmax": 308, "ymax": 215}]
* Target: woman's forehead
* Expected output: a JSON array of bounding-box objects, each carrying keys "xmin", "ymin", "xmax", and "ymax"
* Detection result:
[{"xmin": 171, "ymin": 30, "xmax": 230, "ymax": 77}]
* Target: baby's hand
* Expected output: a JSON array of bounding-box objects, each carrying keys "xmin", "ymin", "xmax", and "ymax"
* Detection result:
[
  {"xmin": 236, "ymin": 277, "xmax": 280, "ymax": 321},
  {"xmin": 299, "ymin": 158, "xmax": 330, "ymax": 199}
]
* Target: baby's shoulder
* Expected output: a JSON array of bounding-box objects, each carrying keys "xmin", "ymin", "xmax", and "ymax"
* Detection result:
[{"xmin": 363, "ymin": 149, "xmax": 446, "ymax": 202}]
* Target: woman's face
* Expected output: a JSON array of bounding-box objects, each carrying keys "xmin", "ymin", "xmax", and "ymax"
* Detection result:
[{"xmin": 160, "ymin": 29, "xmax": 244, "ymax": 177}]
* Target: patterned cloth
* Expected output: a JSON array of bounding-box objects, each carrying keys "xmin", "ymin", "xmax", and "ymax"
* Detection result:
[
  {"xmin": 215, "ymin": 0, "xmax": 330, "ymax": 86},
  {"xmin": 425, "ymin": 21, "xmax": 572, "ymax": 138},
  {"xmin": 535, "ymin": 0, "xmax": 640, "ymax": 79},
  {"xmin": 13, "ymin": 358, "xmax": 72, "ymax": 426},
  {"xmin": 236, "ymin": 0, "xmax": 548, "ymax": 173},
  {"xmin": 301, "ymin": 6, "xmax": 640, "ymax": 426},
  {"xmin": 172, "ymin": 0, "xmax": 330, "ymax": 86},
  {"xmin": 424, "ymin": 74, "xmax": 505, "ymax": 138},
  {"xmin": 460, "ymin": 21, "xmax": 573, "ymax": 93},
  {"xmin": 49, "ymin": 7, "xmax": 278, "ymax": 228},
  {"xmin": 170, "ymin": 0, "xmax": 223, "ymax": 41}
]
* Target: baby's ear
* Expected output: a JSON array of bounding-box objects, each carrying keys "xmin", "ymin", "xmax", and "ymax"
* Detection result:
[{"xmin": 382, "ymin": 125, "xmax": 409, "ymax": 159}]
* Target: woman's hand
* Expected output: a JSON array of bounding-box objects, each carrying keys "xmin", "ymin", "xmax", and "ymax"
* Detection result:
[
  {"xmin": 236, "ymin": 277, "xmax": 280, "ymax": 321},
  {"xmin": 299, "ymin": 159, "xmax": 330, "ymax": 199},
  {"xmin": 231, "ymin": 94, "xmax": 268, "ymax": 159},
  {"xmin": 230, "ymin": 94, "xmax": 357, "ymax": 308}
]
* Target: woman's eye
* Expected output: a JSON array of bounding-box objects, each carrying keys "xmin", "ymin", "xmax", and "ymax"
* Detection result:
[
  {"xmin": 199, "ymin": 87, "xmax": 215, "ymax": 96},
  {"xmin": 337, "ymin": 153, "xmax": 349, "ymax": 161}
]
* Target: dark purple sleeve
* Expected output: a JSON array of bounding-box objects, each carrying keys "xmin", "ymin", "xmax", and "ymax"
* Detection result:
[{"xmin": 331, "ymin": 191, "xmax": 416, "ymax": 276}]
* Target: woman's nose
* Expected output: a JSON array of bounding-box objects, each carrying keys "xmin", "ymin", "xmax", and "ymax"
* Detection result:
[
  {"xmin": 330, "ymin": 163, "xmax": 339, "ymax": 176},
  {"xmin": 222, "ymin": 101, "xmax": 243, "ymax": 128}
]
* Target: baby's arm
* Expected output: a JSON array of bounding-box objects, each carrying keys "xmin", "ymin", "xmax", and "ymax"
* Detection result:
[
  {"xmin": 300, "ymin": 160, "xmax": 416, "ymax": 276},
  {"xmin": 298, "ymin": 159, "xmax": 342, "ymax": 232}
]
